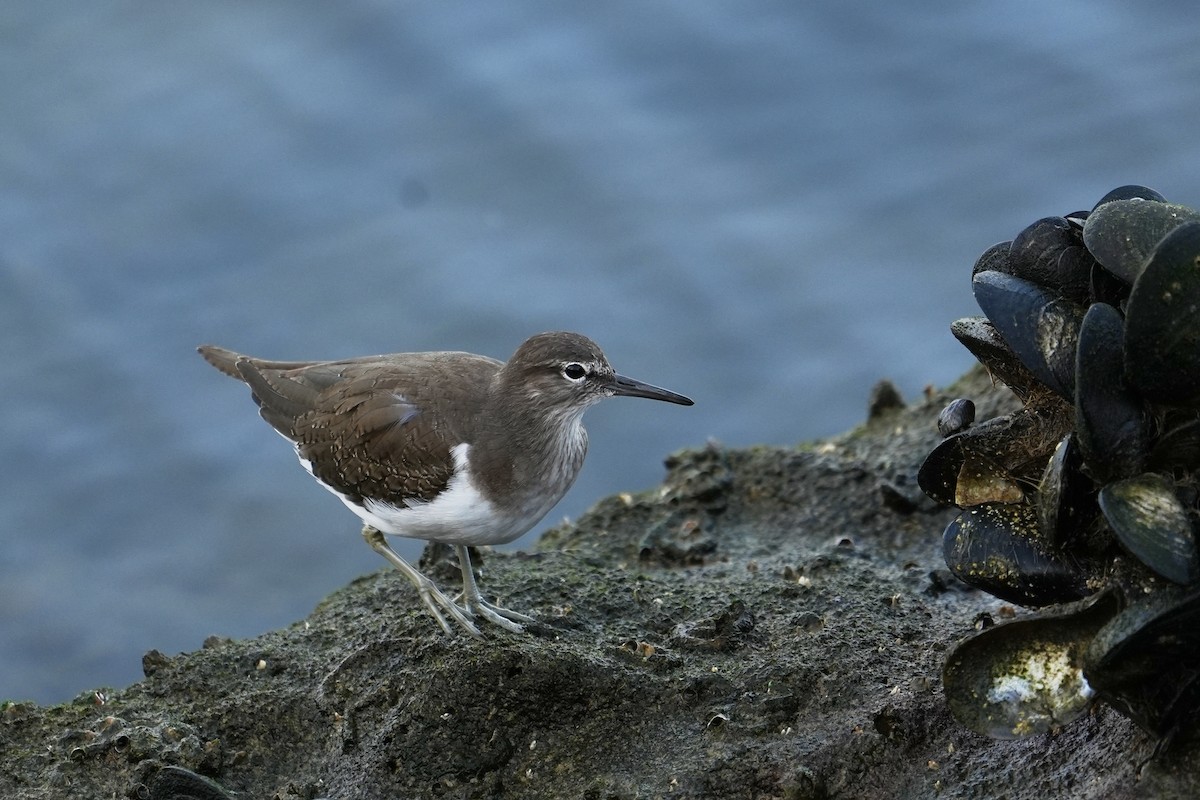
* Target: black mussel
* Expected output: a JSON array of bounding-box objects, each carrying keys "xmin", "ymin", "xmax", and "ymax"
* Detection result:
[
  {"xmin": 1098, "ymin": 473, "xmax": 1199, "ymax": 586},
  {"xmin": 919, "ymin": 428, "xmax": 1022, "ymax": 508},
  {"xmin": 1124, "ymin": 221, "xmax": 1200, "ymax": 405},
  {"xmin": 1036, "ymin": 433, "xmax": 1095, "ymax": 550},
  {"xmin": 919, "ymin": 410, "xmax": 1072, "ymax": 507},
  {"xmin": 1050, "ymin": 245, "xmax": 1096, "ymax": 304},
  {"xmin": 919, "ymin": 435, "xmax": 964, "ymax": 506},
  {"xmin": 942, "ymin": 503, "xmax": 1093, "ymax": 607},
  {"xmin": 950, "ymin": 317, "xmax": 1040, "ymax": 401},
  {"xmin": 1150, "ymin": 418, "xmax": 1200, "ymax": 473},
  {"xmin": 1085, "ymin": 586, "xmax": 1200, "ymax": 738},
  {"xmin": 972, "ymin": 241, "xmax": 1013, "ymax": 278},
  {"xmin": 938, "ymin": 398, "xmax": 976, "ymax": 437},
  {"xmin": 1088, "ymin": 262, "xmax": 1130, "ymax": 308},
  {"xmin": 1082, "ymin": 199, "xmax": 1200, "ymax": 284},
  {"xmin": 973, "ymin": 270, "xmax": 1086, "ymax": 402},
  {"xmin": 1074, "ymin": 303, "xmax": 1150, "ymax": 482},
  {"xmin": 1008, "ymin": 217, "xmax": 1089, "ymax": 300},
  {"xmin": 955, "ymin": 450, "xmax": 1025, "ymax": 507},
  {"xmin": 943, "ymin": 590, "xmax": 1120, "ymax": 739},
  {"xmin": 932, "ymin": 187, "xmax": 1200, "ymax": 742},
  {"xmin": 1092, "ymin": 185, "xmax": 1167, "ymax": 208}
]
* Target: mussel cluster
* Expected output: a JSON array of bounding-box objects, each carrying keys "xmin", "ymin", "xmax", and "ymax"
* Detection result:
[{"xmin": 920, "ymin": 186, "xmax": 1200, "ymax": 744}]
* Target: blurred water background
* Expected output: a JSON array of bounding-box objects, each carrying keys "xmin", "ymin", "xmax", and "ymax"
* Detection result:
[{"xmin": 4, "ymin": 1, "xmax": 1200, "ymax": 704}]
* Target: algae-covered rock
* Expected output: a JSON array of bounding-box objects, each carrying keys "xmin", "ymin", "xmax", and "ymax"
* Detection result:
[{"xmin": 1, "ymin": 368, "xmax": 1195, "ymax": 799}]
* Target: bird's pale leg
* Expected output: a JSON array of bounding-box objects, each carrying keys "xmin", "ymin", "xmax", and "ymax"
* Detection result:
[
  {"xmin": 455, "ymin": 545, "xmax": 534, "ymax": 632},
  {"xmin": 362, "ymin": 526, "xmax": 482, "ymax": 638}
]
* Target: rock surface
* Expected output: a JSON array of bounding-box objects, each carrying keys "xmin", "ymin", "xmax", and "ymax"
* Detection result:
[{"xmin": 2, "ymin": 368, "xmax": 1197, "ymax": 799}]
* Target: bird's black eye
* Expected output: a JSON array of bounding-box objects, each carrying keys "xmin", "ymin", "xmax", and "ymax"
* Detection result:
[{"xmin": 562, "ymin": 363, "xmax": 587, "ymax": 381}]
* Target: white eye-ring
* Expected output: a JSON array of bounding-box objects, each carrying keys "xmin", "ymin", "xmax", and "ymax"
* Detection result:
[{"xmin": 562, "ymin": 362, "xmax": 587, "ymax": 381}]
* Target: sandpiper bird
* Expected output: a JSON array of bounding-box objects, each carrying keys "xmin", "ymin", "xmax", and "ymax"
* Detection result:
[{"xmin": 198, "ymin": 332, "xmax": 693, "ymax": 637}]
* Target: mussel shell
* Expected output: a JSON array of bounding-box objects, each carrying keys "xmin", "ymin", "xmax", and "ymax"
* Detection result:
[
  {"xmin": 919, "ymin": 410, "xmax": 1071, "ymax": 507},
  {"xmin": 1074, "ymin": 302, "xmax": 1150, "ymax": 482},
  {"xmin": 1088, "ymin": 262, "xmax": 1131, "ymax": 308},
  {"xmin": 1008, "ymin": 217, "xmax": 1089, "ymax": 301},
  {"xmin": 942, "ymin": 503, "xmax": 1092, "ymax": 607},
  {"xmin": 1051, "ymin": 245, "xmax": 1096, "ymax": 304},
  {"xmin": 1092, "ymin": 184, "xmax": 1167, "ymax": 208},
  {"xmin": 973, "ymin": 270, "xmax": 1086, "ymax": 402},
  {"xmin": 919, "ymin": 435, "xmax": 964, "ymax": 506},
  {"xmin": 937, "ymin": 398, "xmax": 976, "ymax": 438},
  {"xmin": 1082, "ymin": 199, "xmax": 1200, "ymax": 284},
  {"xmin": 919, "ymin": 429, "xmax": 1020, "ymax": 507},
  {"xmin": 971, "ymin": 241, "xmax": 1013, "ymax": 278},
  {"xmin": 1036, "ymin": 433, "xmax": 1095, "ymax": 550},
  {"xmin": 943, "ymin": 590, "xmax": 1119, "ymax": 739},
  {"xmin": 955, "ymin": 451, "xmax": 1025, "ymax": 507},
  {"xmin": 1085, "ymin": 586, "xmax": 1200, "ymax": 738},
  {"xmin": 950, "ymin": 316, "xmax": 1040, "ymax": 401},
  {"xmin": 1149, "ymin": 418, "xmax": 1200, "ymax": 473},
  {"xmin": 1098, "ymin": 473, "xmax": 1199, "ymax": 586},
  {"xmin": 1124, "ymin": 221, "xmax": 1200, "ymax": 405}
]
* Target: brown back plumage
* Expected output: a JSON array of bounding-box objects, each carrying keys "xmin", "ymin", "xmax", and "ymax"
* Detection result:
[{"xmin": 197, "ymin": 345, "xmax": 502, "ymax": 507}]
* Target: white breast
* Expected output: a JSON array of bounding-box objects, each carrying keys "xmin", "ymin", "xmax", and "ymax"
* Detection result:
[{"xmin": 299, "ymin": 442, "xmax": 552, "ymax": 546}]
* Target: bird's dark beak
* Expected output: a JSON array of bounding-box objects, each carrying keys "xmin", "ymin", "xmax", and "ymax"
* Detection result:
[{"xmin": 610, "ymin": 374, "xmax": 694, "ymax": 405}]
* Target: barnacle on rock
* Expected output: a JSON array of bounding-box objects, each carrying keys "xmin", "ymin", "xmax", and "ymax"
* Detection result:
[{"xmin": 920, "ymin": 185, "xmax": 1200, "ymax": 744}]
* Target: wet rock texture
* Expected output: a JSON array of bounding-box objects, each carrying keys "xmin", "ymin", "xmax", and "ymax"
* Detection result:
[{"xmin": 2, "ymin": 369, "xmax": 1197, "ymax": 799}]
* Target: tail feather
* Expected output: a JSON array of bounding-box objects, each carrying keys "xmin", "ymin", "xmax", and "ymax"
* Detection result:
[
  {"xmin": 197, "ymin": 344, "xmax": 246, "ymax": 380},
  {"xmin": 235, "ymin": 360, "xmax": 320, "ymax": 422}
]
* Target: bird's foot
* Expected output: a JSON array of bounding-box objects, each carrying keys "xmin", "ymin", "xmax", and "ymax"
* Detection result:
[
  {"xmin": 462, "ymin": 595, "xmax": 533, "ymax": 633},
  {"xmin": 453, "ymin": 544, "xmax": 534, "ymax": 634},
  {"xmin": 362, "ymin": 526, "xmax": 483, "ymax": 637},
  {"xmin": 414, "ymin": 577, "xmax": 484, "ymax": 638}
]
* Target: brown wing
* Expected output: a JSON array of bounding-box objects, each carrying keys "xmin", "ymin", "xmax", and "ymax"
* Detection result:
[
  {"xmin": 229, "ymin": 353, "xmax": 497, "ymax": 507},
  {"xmin": 198, "ymin": 345, "xmax": 321, "ymax": 380}
]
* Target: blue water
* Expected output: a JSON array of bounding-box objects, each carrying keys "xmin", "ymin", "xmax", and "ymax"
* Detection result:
[{"xmin": 4, "ymin": 2, "xmax": 1200, "ymax": 704}]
